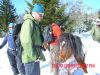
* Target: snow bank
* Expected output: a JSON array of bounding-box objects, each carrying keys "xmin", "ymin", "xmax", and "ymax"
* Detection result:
[{"xmin": 0, "ymin": 38, "xmax": 13, "ymax": 75}]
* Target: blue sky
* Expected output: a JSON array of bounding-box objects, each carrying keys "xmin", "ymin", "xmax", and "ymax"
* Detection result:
[
  {"xmin": 84, "ymin": 0, "xmax": 100, "ymax": 11},
  {"xmin": 11, "ymin": 0, "xmax": 31, "ymax": 14},
  {"xmin": 11, "ymin": 0, "xmax": 100, "ymax": 14}
]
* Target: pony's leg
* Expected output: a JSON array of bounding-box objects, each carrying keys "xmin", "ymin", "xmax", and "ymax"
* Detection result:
[
  {"xmin": 77, "ymin": 58, "xmax": 88, "ymax": 73},
  {"xmin": 79, "ymin": 62, "xmax": 88, "ymax": 73},
  {"xmin": 50, "ymin": 45, "xmax": 59, "ymax": 75}
]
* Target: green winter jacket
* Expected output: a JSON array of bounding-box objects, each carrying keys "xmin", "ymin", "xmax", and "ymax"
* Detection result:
[
  {"xmin": 91, "ymin": 25, "xmax": 100, "ymax": 42},
  {"xmin": 20, "ymin": 13, "xmax": 45, "ymax": 63}
]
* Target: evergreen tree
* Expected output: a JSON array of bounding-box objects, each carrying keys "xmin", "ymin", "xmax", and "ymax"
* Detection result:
[
  {"xmin": 0, "ymin": 0, "xmax": 17, "ymax": 27},
  {"xmin": 25, "ymin": 0, "xmax": 67, "ymax": 26}
]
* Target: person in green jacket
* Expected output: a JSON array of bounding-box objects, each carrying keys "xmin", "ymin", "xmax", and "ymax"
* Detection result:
[
  {"xmin": 20, "ymin": 3, "xmax": 45, "ymax": 75},
  {"xmin": 91, "ymin": 18, "xmax": 100, "ymax": 43}
]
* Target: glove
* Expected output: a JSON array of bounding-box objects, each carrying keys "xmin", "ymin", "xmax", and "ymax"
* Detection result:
[{"xmin": 42, "ymin": 42, "xmax": 48, "ymax": 50}]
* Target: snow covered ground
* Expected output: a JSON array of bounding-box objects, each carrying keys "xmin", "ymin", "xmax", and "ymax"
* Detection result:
[
  {"xmin": 0, "ymin": 38, "xmax": 13, "ymax": 75},
  {"xmin": 74, "ymin": 31, "xmax": 100, "ymax": 75},
  {"xmin": 0, "ymin": 38, "xmax": 52, "ymax": 75},
  {"xmin": 0, "ymin": 31, "xmax": 100, "ymax": 75}
]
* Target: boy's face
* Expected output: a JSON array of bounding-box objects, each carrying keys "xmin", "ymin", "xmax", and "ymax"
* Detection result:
[
  {"xmin": 8, "ymin": 26, "xmax": 15, "ymax": 34},
  {"xmin": 32, "ymin": 12, "xmax": 44, "ymax": 22}
]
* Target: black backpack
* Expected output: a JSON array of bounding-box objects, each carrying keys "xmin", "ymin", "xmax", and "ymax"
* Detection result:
[
  {"xmin": 43, "ymin": 25, "xmax": 54, "ymax": 43},
  {"xmin": 13, "ymin": 23, "xmax": 22, "ymax": 53},
  {"xmin": 14, "ymin": 22, "xmax": 46, "ymax": 51}
]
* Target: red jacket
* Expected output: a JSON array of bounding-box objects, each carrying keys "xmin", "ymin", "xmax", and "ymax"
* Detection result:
[{"xmin": 50, "ymin": 23, "xmax": 61, "ymax": 46}]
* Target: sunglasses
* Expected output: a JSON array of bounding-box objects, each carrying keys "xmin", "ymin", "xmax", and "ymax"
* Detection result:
[
  {"xmin": 38, "ymin": 13, "xmax": 44, "ymax": 17},
  {"xmin": 8, "ymin": 26, "xmax": 14, "ymax": 29}
]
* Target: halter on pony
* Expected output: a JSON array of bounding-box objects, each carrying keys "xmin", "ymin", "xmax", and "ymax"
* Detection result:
[{"xmin": 59, "ymin": 33, "xmax": 87, "ymax": 73}]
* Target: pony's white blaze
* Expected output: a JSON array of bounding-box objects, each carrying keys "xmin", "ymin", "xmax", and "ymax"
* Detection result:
[{"xmin": 60, "ymin": 41, "xmax": 66, "ymax": 50}]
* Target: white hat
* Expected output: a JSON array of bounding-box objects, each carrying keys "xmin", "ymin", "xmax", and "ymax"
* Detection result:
[
  {"xmin": 96, "ymin": 18, "xmax": 100, "ymax": 25},
  {"xmin": 96, "ymin": 18, "xmax": 100, "ymax": 22}
]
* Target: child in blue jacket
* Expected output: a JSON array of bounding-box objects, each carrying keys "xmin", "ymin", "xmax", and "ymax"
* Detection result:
[{"xmin": 0, "ymin": 23, "xmax": 25, "ymax": 75}]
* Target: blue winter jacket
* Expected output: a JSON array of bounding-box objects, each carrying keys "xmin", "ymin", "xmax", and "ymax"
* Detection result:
[{"xmin": 0, "ymin": 33, "xmax": 16, "ymax": 50}]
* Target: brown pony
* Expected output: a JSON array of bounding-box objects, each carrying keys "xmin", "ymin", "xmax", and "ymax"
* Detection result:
[{"xmin": 58, "ymin": 33, "xmax": 87, "ymax": 74}]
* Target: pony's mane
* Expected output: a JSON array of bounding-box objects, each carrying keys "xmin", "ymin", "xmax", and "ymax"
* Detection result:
[
  {"xmin": 60, "ymin": 33, "xmax": 87, "ymax": 73},
  {"xmin": 60, "ymin": 33, "xmax": 85, "ymax": 61}
]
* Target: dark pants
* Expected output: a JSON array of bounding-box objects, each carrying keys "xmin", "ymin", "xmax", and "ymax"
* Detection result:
[
  {"xmin": 24, "ymin": 61, "xmax": 40, "ymax": 75},
  {"xmin": 16, "ymin": 48, "xmax": 25, "ymax": 75},
  {"xmin": 7, "ymin": 48, "xmax": 25, "ymax": 75}
]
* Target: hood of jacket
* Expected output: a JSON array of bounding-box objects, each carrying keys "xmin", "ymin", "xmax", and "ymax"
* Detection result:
[{"xmin": 23, "ymin": 13, "xmax": 34, "ymax": 21}]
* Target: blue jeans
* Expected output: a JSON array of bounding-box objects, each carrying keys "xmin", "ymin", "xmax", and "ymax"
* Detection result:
[
  {"xmin": 73, "ymin": 68, "xmax": 84, "ymax": 75},
  {"xmin": 24, "ymin": 61, "xmax": 40, "ymax": 75}
]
